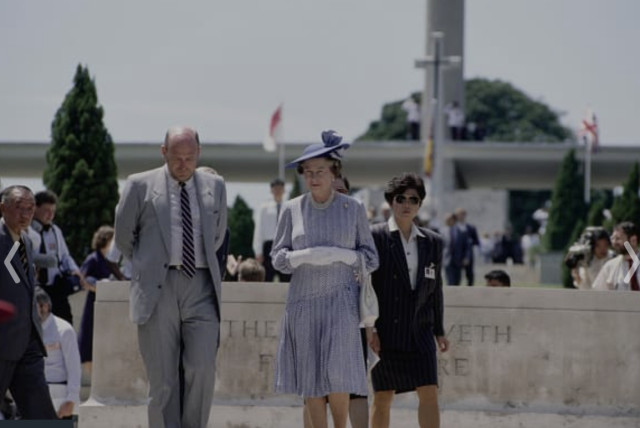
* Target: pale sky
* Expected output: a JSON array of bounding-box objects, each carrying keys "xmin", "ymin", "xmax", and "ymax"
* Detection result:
[{"xmin": 1, "ymin": 0, "xmax": 639, "ymax": 146}]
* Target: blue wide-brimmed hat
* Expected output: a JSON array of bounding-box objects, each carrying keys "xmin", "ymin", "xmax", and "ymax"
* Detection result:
[{"xmin": 285, "ymin": 130, "xmax": 351, "ymax": 169}]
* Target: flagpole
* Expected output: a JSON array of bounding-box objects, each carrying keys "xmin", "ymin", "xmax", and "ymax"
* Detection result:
[
  {"xmin": 584, "ymin": 135, "xmax": 591, "ymax": 205},
  {"xmin": 278, "ymin": 140, "xmax": 285, "ymax": 181},
  {"xmin": 278, "ymin": 104, "xmax": 284, "ymax": 180}
]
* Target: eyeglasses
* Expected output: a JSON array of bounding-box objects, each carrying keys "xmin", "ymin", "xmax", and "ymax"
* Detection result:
[{"xmin": 394, "ymin": 195, "xmax": 420, "ymax": 205}]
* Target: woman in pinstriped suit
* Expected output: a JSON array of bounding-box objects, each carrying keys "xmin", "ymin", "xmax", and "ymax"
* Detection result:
[{"xmin": 369, "ymin": 173, "xmax": 449, "ymax": 428}]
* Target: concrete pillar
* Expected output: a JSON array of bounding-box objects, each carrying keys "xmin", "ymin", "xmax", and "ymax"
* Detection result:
[{"xmin": 426, "ymin": 0, "xmax": 465, "ymax": 114}]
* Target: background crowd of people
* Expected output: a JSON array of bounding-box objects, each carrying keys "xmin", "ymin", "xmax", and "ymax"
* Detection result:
[{"xmin": 1, "ymin": 125, "xmax": 637, "ymax": 427}]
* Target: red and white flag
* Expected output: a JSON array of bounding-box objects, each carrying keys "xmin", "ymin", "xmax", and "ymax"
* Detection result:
[
  {"xmin": 579, "ymin": 109, "xmax": 599, "ymax": 153},
  {"xmin": 263, "ymin": 104, "xmax": 283, "ymax": 152}
]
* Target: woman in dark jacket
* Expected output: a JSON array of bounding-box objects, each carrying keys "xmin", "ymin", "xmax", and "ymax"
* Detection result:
[
  {"xmin": 369, "ymin": 173, "xmax": 449, "ymax": 428},
  {"xmin": 78, "ymin": 226, "xmax": 124, "ymax": 375}
]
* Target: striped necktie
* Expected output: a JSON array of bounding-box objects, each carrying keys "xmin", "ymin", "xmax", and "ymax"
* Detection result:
[
  {"xmin": 179, "ymin": 182, "xmax": 196, "ymax": 279},
  {"xmin": 19, "ymin": 239, "xmax": 29, "ymax": 277}
]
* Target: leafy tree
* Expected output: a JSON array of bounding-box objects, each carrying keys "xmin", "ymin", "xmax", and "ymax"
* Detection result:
[
  {"xmin": 608, "ymin": 162, "xmax": 640, "ymax": 227},
  {"xmin": 543, "ymin": 149, "xmax": 586, "ymax": 251},
  {"xmin": 43, "ymin": 64, "xmax": 119, "ymax": 261},
  {"xmin": 465, "ymin": 78, "xmax": 573, "ymax": 142},
  {"xmin": 356, "ymin": 93, "xmax": 418, "ymax": 141},
  {"xmin": 357, "ymin": 79, "xmax": 573, "ymax": 142},
  {"xmin": 227, "ymin": 195, "xmax": 254, "ymax": 258}
]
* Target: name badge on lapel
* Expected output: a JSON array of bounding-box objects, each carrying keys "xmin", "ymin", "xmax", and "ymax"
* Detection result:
[{"xmin": 425, "ymin": 263, "xmax": 436, "ymax": 280}]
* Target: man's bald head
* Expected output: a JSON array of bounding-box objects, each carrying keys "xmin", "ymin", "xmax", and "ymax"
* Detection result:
[
  {"xmin": 161, "ymin": 127, "xmax": 201, "ymax": 182},
  {"xmin": 164, "ymin": 126, "xmax": 200, "ymax": 149}
]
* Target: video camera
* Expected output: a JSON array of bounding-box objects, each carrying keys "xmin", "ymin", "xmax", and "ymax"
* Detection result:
[{"xmin": 564, "ymin": 226, "xmax": 606, "ymax": 269}]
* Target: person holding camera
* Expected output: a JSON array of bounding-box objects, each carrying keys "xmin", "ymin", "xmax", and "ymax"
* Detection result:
[
  {"xmin": 592, "ymin": 222, "xmax": 640, "ymax": 291},
  {"xmin": 566, "ymin": 227, "xmax": 613, "ymax": 290},
  {"xmin": 28, "ymin": 190, "xmax": 88, "ymax": 324}
]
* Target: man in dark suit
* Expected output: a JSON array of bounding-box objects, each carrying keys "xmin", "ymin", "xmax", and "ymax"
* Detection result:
[
  {"xmin": 0, "ymin": 185, "xmax": 57, "ymax": 420},
  {"xmin": 451, "ymin": 208, "xmax": 480, "ymax": 286},
  {"xmin": 115, "ymin": 127, "xmax": 227, "ymax": 428}
]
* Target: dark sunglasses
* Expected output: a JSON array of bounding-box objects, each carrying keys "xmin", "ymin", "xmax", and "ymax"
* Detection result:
[{"xmin": 394, "ymin": 195, "xmax": 420, "ymax": 205}]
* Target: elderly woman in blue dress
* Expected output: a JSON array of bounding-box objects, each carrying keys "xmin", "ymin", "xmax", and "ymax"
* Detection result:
[
  {"xmin": 369, "ymin": 173, "xmax": 449, "ymax": 428},
  {"xmin": 271, "ymin": 131, "xmax": 379, "ymax": 428}
]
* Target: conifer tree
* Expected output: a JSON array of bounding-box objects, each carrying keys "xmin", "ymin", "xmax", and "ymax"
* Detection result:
[
  {"xmin": 609, "ymin": 162, "xmax": 640, "ymax": 226},
  {"xmin": 44, "ymin": 64, "xmax": 119, "ymax": 261},
  {"xmin": 586, "ymin": 198, "xmax": 606, "ymax": 227},
  {"xmin": 228, "ymin": 195, "xmax": 255, "ymax": 258},
  {"xmin": 543, "ymin": 149, "xmax": 586, "ymax": 251}
]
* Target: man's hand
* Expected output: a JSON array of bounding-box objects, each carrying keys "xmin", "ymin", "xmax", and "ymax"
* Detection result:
[
  {"xmin": 436, "ymin": 336, "xmax": 449, "ymax": 353},
  {"xmin": 256, "ymin": 254, "xmax": 264, "ymax": 264},
  {"xmin": 57, "ymin": 401, "xmax": 74, "ymax": 418}
]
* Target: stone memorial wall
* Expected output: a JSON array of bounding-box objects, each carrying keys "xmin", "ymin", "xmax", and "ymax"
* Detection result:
[{"xmin": 80, "ymin": 282, "xmax": 640, "ymax": 428}]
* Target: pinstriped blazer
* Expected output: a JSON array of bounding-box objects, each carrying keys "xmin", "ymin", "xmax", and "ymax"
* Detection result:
[{"xmin": 370, "ymin": 222, "xmax": 445, "ymax": 354}]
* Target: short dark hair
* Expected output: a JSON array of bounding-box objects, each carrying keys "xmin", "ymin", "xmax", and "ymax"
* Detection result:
[
  {"xmin": 270, "ymin": 178, "xmax": 285, "ymax": 188},
  {"xmin": 35, "ymin": 190, "xmax": 58, "ymax": 207},
  {"xmin": 484, "ymin": 270, "xmax": 511, "ymax": 287},
  {"xmin": 384, "ymin": 173, "xmax": 426, "ymax": 205},
  {"xmin": 614, "ymin": 221, "xmax": 638, "ymax": 240},
  {"xmin": 91, "ymin": 225, "xmax": 115, "ymax": 251},
  {"xmin": 296, "ymin": 158, "xmax": 342, "ymax": 177},
  {"xmin": 338, "ymin": 175, "xmax": 350, "ymax": 192},
  {"xmin": 583, "ymin": 227, "xmax": 610, "ymax": 249}
]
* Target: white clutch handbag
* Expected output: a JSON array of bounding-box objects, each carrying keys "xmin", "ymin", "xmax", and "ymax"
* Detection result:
[{"xmin": 359, "ymin": 253, "xmax": 379, "ymax": 327}]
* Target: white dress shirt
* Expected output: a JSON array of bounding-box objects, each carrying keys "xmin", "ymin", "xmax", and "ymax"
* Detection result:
[
  {"xmin": 389, "ymin": 216, "xmax": 425, "ymax": 290},
  {"xmin": 252, "ymin": 199, "xmax": 282, "ymax": 256},
  {"xmin": 575, "ymin": 255, "xmax": 610, "ymax": 290},
  {"xmin": 401, "ymin": 98, "xmax": 420, "ymax": 123},
  {"xmin": 28, "ymin": 221, "xmax": 79, "ymax": 285},
  {"xmin": 42, "ymin": 314, "xmax": 81, "ymax": 406},
  {"xmin": 166, "ymin": 167, "xmax": 207, "ymax": 268},
  {"xmin": 592, "ymin": 253, "xmax": 640, "ymax": 291}
]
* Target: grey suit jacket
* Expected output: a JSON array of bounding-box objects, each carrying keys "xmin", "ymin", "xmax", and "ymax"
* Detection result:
[
  {"xmin": 0, "ymin": 222, "xmax": 46, "ymax": 360},
  {"xmin": 114, "ymin": 167, "xmax": 227, "ymax": 324}
]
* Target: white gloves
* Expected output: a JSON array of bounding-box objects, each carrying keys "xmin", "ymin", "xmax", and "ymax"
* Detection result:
[
  {"xmin": 287, "ymin": 247, "xmax": 358, "ymax": 268},
  {"xmin": 288, "ymin": 249, "xmax": 314, "ymax": 269},
  {"xmin": 330, "ymin": 248, "xmax": 358, "ymax": 266}
]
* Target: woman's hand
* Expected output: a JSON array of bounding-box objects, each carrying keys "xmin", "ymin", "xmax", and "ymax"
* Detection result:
[
  {"xmin": 366, "ymin": 327, "xmax": 380, "ymax": 354},
  {"xmin": 436, "ymin": 335, "xmax": 449, "ymax": 353}
]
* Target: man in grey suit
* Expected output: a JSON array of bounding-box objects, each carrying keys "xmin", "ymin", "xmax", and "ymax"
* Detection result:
[
  {"xmin": 115, "ymin": 127, "xmax": 227, "ymax": 428},
  {"xmin": 0, "ymin": 185, "xmax": 57, "ymax": 420}
]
